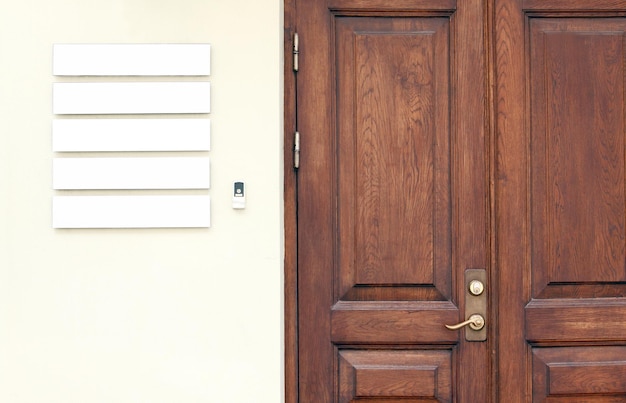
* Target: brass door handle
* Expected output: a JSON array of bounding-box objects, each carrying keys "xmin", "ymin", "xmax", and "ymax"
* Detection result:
[{"xmin": 445, "ymin": 314, "xmax": 485, "ymax": 331}]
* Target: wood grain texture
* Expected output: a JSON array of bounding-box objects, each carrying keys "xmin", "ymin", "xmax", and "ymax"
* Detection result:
[{"xmin": 353, "ymin": 30, "xmax": 439, "ymax": 286}]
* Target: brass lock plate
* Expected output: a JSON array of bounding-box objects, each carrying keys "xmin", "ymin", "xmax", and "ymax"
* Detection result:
[{"xmin": 465, "ymin": 269, "xmax": 487, "ymax": 341}]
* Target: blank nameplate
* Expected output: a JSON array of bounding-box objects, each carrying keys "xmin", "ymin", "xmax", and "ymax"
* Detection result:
[
  {"xmin": 53, "ymin": 44, "xmax": 211, "ymax": 76},
  {"xmin": 53, "ymin": 82, "xmax": 211, "ymax": 114},
  {"xmin": 53, "ymin": 157, "xmax": 210, "ymax": 189},
  {"xmin": 53, "ymin": 119, "xmax": 210, "ymax": 152},
  {"xmin": 53, "ymin": 195, "xmax": 211, "ymax": 228}
]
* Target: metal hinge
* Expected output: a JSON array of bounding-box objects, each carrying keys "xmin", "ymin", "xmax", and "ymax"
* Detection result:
[
  {"xmin": 294, "ymin": 131, "xmax": 300, "ymax": 169},
  {"xmin": 293, "ymin": 33, "xmax": 299, "ymax": 72},
  {"xmin": 293, "ymin": 33, "xmax": 299, "ymax": 169}
]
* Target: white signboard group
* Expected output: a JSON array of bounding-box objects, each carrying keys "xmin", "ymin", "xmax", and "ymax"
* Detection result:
[{"xmin": 52, "ymin": 44, "xmax": 212, "ymax": 228}]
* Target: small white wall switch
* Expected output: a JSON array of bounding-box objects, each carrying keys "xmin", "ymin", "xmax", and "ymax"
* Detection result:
[{"xmin": 233, "ymin": 181, "xmax": 245, "ymax": 209}]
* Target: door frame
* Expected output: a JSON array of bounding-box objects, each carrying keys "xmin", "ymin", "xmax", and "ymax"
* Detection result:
[{"xmin": 283, "ymin": 0, "xmax": 298, "ymax": 401}]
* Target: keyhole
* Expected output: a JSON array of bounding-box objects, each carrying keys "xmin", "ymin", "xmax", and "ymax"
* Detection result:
[{"xmin": 469, "ymin": 280, "xmax": 484, "ymax": 296}]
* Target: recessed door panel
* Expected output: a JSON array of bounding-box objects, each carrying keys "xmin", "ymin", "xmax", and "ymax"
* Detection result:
[
  {"xmin": 339, "ymin": 350, "xmax": 452, "ymax": 402},
  {"xmin": 530, "ymin": 19, "xmax": 626, "ymax": 298},
  {"xmin": 532, "ymin": 347, "xmax": 626, "ymax": 401},
  {"xmin": 336, "ymin": 17, "xmax": 452, "ymax": 302}
]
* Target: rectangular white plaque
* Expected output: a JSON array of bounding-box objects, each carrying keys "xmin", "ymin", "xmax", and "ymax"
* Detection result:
[
  {"xmin": 53, "ymin": 195, "xmax": 211, "ymax": 228},
  {"xmin": 53, "ymin": 44, "xmax": 211, "ymax": 76},
  {"xmin": 53, "ymin": 82, "xmax": 211, "ymax": 114},
  {"xmin": 53, "ymin": 119, "xmax": 210, "ymax": 151},
  {"xmin": 53, "ymin": 157, "xmax": 210, "ymax": 189}
]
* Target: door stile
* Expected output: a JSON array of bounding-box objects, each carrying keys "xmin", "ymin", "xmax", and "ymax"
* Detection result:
[
  {"xmin": 486, "ymin": 0, "xmax": 498, "ymax": 401},
  {"xmin": 453, "ymin": 0, "xmax": 491, "ymax": 401},
  {"xmin": 284, "ymin": 0, "xmax": 298, "ymax": 402},
  {"xmin": 294, "ymin": 0, "xmax": 334, "ymax": 400},
  {"xmin": 494, "ymin": 0, "xmax": 531, "ymax": 400}
]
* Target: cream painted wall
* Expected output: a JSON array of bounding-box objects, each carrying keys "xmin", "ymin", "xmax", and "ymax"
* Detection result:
[{"xmin": 0, "ymin": 1, "xmax": 283, "ymax": 402}]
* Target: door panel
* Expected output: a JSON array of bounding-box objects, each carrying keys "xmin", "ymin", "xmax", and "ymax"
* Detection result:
[
  {"xmin": 532, "ymin": 347, "xmax": 626, "ymax": 401},
  {"xmin": 339, "ymin": 350, "xmax": 452, "ymax": 402},
  {"xmin": 335, "ymin": 17, "xmax": 452, "ymax": 302},
  {"xmin": 529, "ymin": 19, "xmax": 626, "ymax": 294},
  {"xmin": 296, "ymin": 0, "xmax": 487, "ymax": 401}
]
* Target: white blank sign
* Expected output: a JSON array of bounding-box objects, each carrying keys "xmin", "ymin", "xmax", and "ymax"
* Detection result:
[
  {"xmin": 53, "ymin": 119, "xmax": 210, "ymax": 152},
  {"xmin": 53, "ymin": 44, "xmax": 211, "ymax": 76},
  {"xmin": 53, "ymin": 82, "xmax": 211, "ymax": 114},
  {"xmin": 53, "ymin": 157, "xmax": 210, "ymax": 190},
  {"xmin": 53, "ymin": 196, "xmax": 211, "ymax": 228}
]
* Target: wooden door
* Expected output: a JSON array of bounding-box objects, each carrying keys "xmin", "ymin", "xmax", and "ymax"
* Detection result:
[
  {"xmin": 290, "ymin": 0, "xmax": 488, "ymax": 401},
  {"xmin": 286, "ymin": 0, "xmax": 626, "ymax": 401},
  {"xmin": 495, "ymin": 0, "xmax": 626, "ymax": 400}
]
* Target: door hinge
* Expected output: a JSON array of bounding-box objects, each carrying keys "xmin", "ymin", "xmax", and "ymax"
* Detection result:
[
  {"xmin": 293, "ymin": 33, "xmax": 299, "ymax": 72},
  {"xmin": 294, "ymin": 131, "xmax": 300, "ymax": 169}
]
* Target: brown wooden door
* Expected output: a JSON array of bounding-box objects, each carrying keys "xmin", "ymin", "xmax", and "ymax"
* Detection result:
[
  {"xmin": 288, "ymin": 0, "xmax": 626, "ymax": 401},
  {"xmin": 495, "ymin": 0, "xmax": 626, "ymax": 400}
]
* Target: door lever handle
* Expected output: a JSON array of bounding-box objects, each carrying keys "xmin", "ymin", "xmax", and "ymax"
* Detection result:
[{"xmin": 445, "ymin": 314, "xmax": 485, "ymax": 331}]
